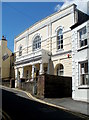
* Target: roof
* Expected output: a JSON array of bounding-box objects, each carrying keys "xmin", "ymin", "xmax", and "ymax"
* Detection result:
[{"xmin": 70, "ymin": 11, "xmax": 89, "ymax": 30}]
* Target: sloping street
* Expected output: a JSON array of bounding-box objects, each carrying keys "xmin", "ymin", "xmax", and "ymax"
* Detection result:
[{"xmin": 1, "ymin": 86, "xmax": 87, "ymax": 120}]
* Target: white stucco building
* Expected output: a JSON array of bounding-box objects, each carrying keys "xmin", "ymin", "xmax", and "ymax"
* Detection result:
[
  {"xmin": 14, "ymin": 3, "xmax": 89, "ymax": 91},
  {"xmin": 71, "ymin": 19, "xmax": 89, "ymax": 102}
]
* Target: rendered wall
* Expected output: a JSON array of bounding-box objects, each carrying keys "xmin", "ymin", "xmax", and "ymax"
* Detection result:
[{"xmin": 72, "ymin": 21, "xmax": 89, "ymax": 102}]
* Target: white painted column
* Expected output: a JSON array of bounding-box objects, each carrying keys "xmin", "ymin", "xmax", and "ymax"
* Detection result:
[
  {"xmin": 87, "ymin": 22, "xmax": 89, "ymax": 85},
  {"xmin": 48, "ymin": 23, "xmax": 52, "ymax": 52},
  {"xmin": 20, "ymin": 67, "xmax": 24, "ymax": 78},
  {"xmin": 26, "ymin": 33, "xmax": 29, "ymax": 53},
  {"xmin": 32, "ymin": 65, "xmax": 35, "ymax": 79},
  {"xmin": 39, "ymin": 63, "xmax": 44, "ymax": 75},
  {"xmin": 15, "ymin": 68, "xmax": 18, "ymax": 88},
  {"xmin": 88, "ymin": 60, "xmax": 89, "ymax": 84}
]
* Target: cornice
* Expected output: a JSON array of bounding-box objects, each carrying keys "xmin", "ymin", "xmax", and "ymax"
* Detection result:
[
  {"xmin": 15, "ymin": 55, "xmax": 42, "ymax": 66},
  {"xmin": 15, "ymin": 6, "xmax": 75, "ymax": 42}
]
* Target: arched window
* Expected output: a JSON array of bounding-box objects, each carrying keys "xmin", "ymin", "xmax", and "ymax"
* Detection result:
[
  {"xmin": 57, "ymin": 28, "xmax": 63, "ymax": 50},
  {"xmin": 19, "ymin": 46, "xmax": 22, "ymax": 56},
  {"xmin": 33, "ymin": 35, "xmax": 41, "ymax": 51},
  {"xmin": 57, "ymin": 64, "xmax": 64, "ymax": 76}
]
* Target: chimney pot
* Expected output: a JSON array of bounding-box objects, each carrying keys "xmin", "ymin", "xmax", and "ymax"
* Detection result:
[{"xmin": 2, "ymin": 35, "xmax": 6, "ymax": 41}]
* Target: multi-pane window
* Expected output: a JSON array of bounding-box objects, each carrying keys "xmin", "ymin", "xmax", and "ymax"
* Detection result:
[
  {"xmin": 78, "ymin": 26, "xmax": 87, "ymax": 47},
  {"xmin": 57, "ymin": 29, "xmax": 63, "ymax": 50},
  {"xmin": 33, "ymin": 36, "xmax": 41, "ymax": 51},
  {"xmin": 80, "ymin": 61, "xmax": 89, "ymax": 85},
  {"xmin": 57, "ymin": 64, "xmax": 64, "ymax": 76},
  {"xmin": 19, "ymin": 46, "xmax": 22, "ymax": 56}
]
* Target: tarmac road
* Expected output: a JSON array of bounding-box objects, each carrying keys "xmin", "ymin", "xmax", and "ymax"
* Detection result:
[{"xmin": 1, "ymin": 87, "xmax": 87, "ymax": 120}]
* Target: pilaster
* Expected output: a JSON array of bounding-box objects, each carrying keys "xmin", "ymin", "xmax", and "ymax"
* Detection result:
[{"xmin": 39, "ymin": 63, "xmax": 44, "ymax": 75}]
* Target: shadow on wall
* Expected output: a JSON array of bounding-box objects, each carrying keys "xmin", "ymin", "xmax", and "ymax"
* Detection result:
[{"xmin": 37, "ymin": 74, "xmax": 72, "ymax": 98}]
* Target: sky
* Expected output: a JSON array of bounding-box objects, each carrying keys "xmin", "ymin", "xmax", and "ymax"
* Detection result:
[
  {"xmin": 2, "ymin": 2, "xmax": 63, "ymax": 52},
  {"xmin": 2, "ymin": 1, "xmax": 89, "ymax": 52}
]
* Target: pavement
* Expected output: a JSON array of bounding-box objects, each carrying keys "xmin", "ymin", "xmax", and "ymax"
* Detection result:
[
  {"xmin": 43, "ymin": 97, "xmax": 89, "ymax": 116},
  {"xmin": 26, "ymin": 92, "xmax": 89, "ymax": 119},
  {"xmin": 1, "ymin": 85, "xmax": 89, "ymax": 119}
]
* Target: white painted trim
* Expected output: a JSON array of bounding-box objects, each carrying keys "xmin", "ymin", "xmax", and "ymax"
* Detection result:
[
  {"xmin": 77, "ymin": 45, "xmax": 88, "ymax": 51},
  {"xmin": 15, "ymin": 31, "xmax": 71, "ymax": 53},
  {"xmin": 74, "ymin": 21, "xmax": 88, "ymax": 32},
  {"xmin": 78, "ymin": 85, "xmax": 89, "ymax": 89},
  {"xmin": 63, "ymin": 28, "xmax": 71, "ymax": 34},
  {"xmin": 15, "ymin": 9, "xmax": 73, "ymax": 42},
  {"xmin": 55, "ymin": 26, "xmax": 64, "ymax": 33}
]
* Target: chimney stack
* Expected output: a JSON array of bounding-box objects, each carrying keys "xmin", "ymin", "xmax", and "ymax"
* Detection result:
[{"xmin": 2, "ymin": 35, "xmax": 7, "ymax": 41}]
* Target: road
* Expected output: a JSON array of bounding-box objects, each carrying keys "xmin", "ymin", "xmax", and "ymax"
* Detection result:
[{"xmin": 1, "ymin": 86, "xmax": 86, "ymax": 120}]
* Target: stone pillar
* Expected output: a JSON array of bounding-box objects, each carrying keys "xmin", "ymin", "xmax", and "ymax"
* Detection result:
[
  {"xmin": 32, "ymin": 65, "xmax": 35, "ymax": 80},
  {"xmin": 39, "ymin": 63, "xmax": 44, "ymax": 75},
  {"xmin": 15, "ymin": 68, "xmax": 18, "ymax": 88},
  {"xmin": 20, "ymin": 67, "xmax": 24, "ymax": 78},
  {"xmin": 48, "ymin": 23, "xmax": 52, "ymax": 52}
]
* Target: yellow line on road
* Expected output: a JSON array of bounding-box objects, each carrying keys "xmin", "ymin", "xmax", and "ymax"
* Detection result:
[{"xmin": 1, "ymin": 85, "xmax": 89, "ymax": 119}]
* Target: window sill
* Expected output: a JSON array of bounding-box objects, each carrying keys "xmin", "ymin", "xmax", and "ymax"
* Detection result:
[
  {"xmin": 77, "ymin": 45, "xmax": 88, "ymax": 52},
  {"xmin": 56, "ymin": 49, "xmax": 64, "ymax": 53},
  {"xmin": 78, "ymin": 85, "xmax": 89, "ymax": 89},
  {"xmin": 33, "ymin": 48, "xmax": 41, "ymax": 52}
]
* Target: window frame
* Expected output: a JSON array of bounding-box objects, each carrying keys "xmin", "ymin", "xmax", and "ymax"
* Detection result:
[
  {"xmin": 79, "ymin": 60, "xmax": 89, "ymax": 86},
  {"xmin": 19, "ymin": 46, "xmax": 22, "ymax": 56},
  {"xmin": 33, "ymin": 35, "xmax": 41, "ymax": 51},
  {"xmin": 57, "ymin": 28, "xmax": 63, "ymax": 50},
  {"xmin": 57, "ymin": 64, "xmax": 64, "ymax": 76},
  {"xmin": 78, "ymin": 26, "xmax": 87, "ymax": 48}
]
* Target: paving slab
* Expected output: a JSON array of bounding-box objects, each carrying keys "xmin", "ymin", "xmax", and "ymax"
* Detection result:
[{"xmin": 43, "ymin": 97, "xmax": 89, "ymax": 116}]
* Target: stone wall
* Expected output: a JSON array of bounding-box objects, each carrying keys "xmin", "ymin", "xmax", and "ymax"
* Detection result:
[
  {"xmin": 21, "ymin": 81, "xmax": 35, "ymax": 95},
  {"xmin": 37, "ymin": 75, "xmax": 45, "ymax": 98},
  {"xmin": 37, "ymin": 74, "xmax": 72, "ymax": 98},
  {"xmin": 2, "ymin": 80, "xmax": 10, "ymax": 87}
]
